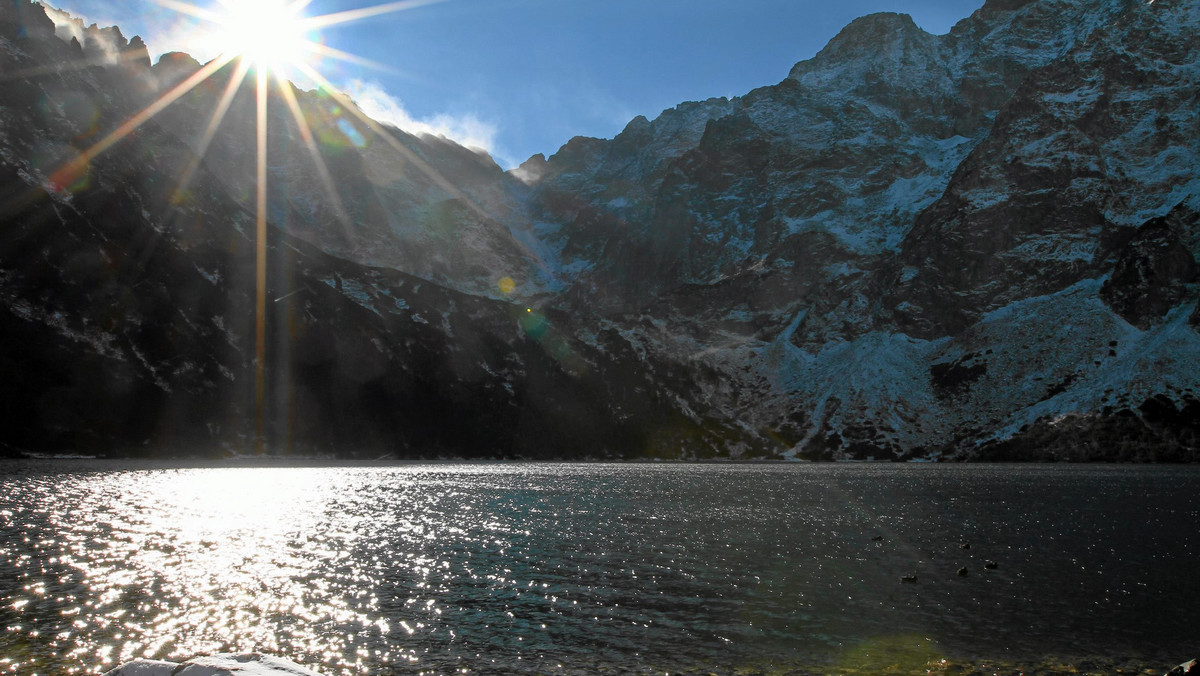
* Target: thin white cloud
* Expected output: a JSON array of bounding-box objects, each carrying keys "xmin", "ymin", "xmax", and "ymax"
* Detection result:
[
  {"xmin": 343, "ymin": 79, "xmax": 500, "ymax": 159},
  {"xmin": 42, "ymin": 5, "xmax": 86, "ymax": 43}
]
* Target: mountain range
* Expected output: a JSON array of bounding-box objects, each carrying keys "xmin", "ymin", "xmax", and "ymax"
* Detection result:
[{"xmin": 1, "ymin": 0, "xmax": 1197, "ymax": 461}]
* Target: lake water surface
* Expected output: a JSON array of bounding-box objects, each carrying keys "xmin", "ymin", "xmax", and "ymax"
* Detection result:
[{"xmin": 0, "ymin": 461, "xmax": 1197, "ymax": 675}]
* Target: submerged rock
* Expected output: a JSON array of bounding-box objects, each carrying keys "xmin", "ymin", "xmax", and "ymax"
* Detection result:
[
  {"xmin": 103, "ymin": 654, "xmax": 323, "ymax": 676},
  {"xmin": 102, "ymin": 661, "xmax": 177, "ymax": 676},
  {"xmin": 1166, "ymin": 659, "xmax": 1198, "ymax": 676}
]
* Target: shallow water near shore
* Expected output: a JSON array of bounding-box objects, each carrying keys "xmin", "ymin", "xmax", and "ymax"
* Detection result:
[{"xmin": 0, "ymin": 461, "xmax": 1197, "ymax": 675}]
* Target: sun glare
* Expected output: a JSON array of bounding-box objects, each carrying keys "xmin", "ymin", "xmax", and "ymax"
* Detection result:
[
  {"xmin": 210, "ymin": 0, "xmax": 312, "ymax": 73},
  {"xmin": 58, "ymin": 0, "xmax": 455, "ymax": 452}
]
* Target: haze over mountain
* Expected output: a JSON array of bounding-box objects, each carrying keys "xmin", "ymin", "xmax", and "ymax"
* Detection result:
[{"xmin": 1, "ymin": 0, "xmax": 1197, "ymax": 460}]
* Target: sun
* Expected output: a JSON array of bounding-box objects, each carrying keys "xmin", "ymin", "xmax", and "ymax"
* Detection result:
[{"xmin": 207, "ymin": 0, "xmax": 313, "ymax": 73}]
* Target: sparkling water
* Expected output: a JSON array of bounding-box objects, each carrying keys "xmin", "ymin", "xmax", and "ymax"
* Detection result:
[{"xmin": 1, "ymin": 461, "xmax": 1197, "ymax": 674}]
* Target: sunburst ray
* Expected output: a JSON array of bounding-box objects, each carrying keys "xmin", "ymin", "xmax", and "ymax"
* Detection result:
[
  {"xmin": 50, "ymin": 54, "xmax": 235, "ymax": 190},
  {"xmin": 301, "ymin": 41, "xmax": 396, "ymax": 73},
  {"xmin": 172, "ymin": 58, "xmax": 253, "ymax": 203},
  {"xmin": 300, "ymin": 0, "xmax": 447, "ymax": 31},
  {"xmin": 255, "ymin": 66, "xmax": 270, "ymax": 455},
  {"xmin": 288, "ymin": 0, "xmax": 320, "ymax": 12},
  {"xmin": 273, "ymin": 72, "xmax": 356, "ymax": 234},
  {"xmin": 149, "ymin": 0, "xmax": 225, "ymax": 23}
]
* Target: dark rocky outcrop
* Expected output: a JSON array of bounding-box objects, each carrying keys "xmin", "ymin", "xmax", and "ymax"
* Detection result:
[
  {"xmin": 0, "ymin": 0, "xmax": 55, "ymax": 41},
  {"xmin": 1101, "ymin": 206, "xmax": 1199, "ymax": 328},
  {"xmin": 970, "ymin": 395, "xmax": 1200, "ymax": 462}
]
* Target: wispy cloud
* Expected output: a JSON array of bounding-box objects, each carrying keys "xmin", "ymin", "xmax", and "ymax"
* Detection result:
[
  {"xmin": 343, "ymin": 79, "xmax": 500, "ymax": 160},
  {"xmin": 42, "ymin": 5, "xmax": 86, "ymax": 42}
]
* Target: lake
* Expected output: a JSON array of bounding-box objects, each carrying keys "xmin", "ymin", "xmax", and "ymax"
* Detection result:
[{"xmin": 0, "ymin": 461, "xmax": 1197, "ymax": 675}]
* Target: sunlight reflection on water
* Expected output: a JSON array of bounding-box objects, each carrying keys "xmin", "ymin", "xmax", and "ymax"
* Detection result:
[{"xmin": 0, "ymin": 462, "xmax": 1198, "ymax": 675}]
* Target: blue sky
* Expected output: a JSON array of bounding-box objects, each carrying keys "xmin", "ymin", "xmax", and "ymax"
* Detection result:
[{"xmin": 45, "ymin": 0, "xmax": 984, "ymax": 168}]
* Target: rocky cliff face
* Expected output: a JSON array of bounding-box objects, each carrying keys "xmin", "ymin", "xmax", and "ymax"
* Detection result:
[
  {"xmin": 892, "ymin": 0, "xmax": 1198, "ymax": 336},
  {"xmin": 529, "ymin": 0, "xmax": 1200, "ymax": 461},
  {"xmin": 1, "ymin": 0, "xmax": 1197, "ymax": 460}
]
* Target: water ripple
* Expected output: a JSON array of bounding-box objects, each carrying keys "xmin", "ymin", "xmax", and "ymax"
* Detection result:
[{"xmin": 0, "ymin": 462, "xmax": 1197, "ymax": 674}]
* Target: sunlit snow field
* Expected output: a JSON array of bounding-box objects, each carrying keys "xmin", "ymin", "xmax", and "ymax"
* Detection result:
[{"xmin": 1, "ymin": 462, "xmax": 1197, "ymax": 674}]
